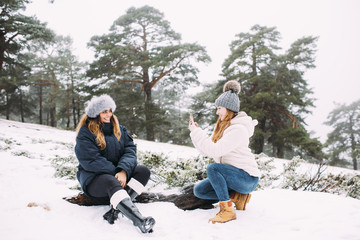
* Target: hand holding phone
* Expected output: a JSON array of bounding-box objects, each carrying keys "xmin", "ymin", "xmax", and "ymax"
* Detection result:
[
  {"xmin": 189, "ymin": 113, "xmax": 198, "ymax": 131},
  {"xmin": 190, "ymin": 113, "xmax": 194, "ymax": 124}
]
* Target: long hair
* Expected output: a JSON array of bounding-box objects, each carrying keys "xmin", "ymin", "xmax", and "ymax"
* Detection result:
[
  {"xmin": 211, "ymin": 109, "xmax": 237, "ymax": 143},
  {"xmin": 76, "ymin": 114, "xmax": 121, "ymax": 150}
]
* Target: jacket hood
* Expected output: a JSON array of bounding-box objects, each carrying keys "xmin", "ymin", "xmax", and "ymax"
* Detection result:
[{"xmin": 230, "ymin": 111, "xmax": 258, "ymax": 137}]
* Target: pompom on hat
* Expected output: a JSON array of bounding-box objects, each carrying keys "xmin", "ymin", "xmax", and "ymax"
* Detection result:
[
  {"xmin": 85, "ymin": 94, "xmax": 116, "ymax": 118},
  {"xmin": 214, "ymin": 80, "xmax": 241, "ymax": 113}
]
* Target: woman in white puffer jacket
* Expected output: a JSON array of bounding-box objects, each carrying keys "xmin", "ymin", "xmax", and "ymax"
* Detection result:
[{"xmin": 189, "ymin": 80, "xmax": 260, "ymax": 224}]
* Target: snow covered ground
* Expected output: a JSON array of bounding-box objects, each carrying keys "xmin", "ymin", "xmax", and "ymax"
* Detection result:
[{"xmin": 0, "ymin": 119, "xmax": 359, "ymax": 240}]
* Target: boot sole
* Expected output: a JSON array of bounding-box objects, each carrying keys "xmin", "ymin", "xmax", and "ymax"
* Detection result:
[{"xmin": 209, "ymin": 216, "xmax": 237, "ymax": 224}]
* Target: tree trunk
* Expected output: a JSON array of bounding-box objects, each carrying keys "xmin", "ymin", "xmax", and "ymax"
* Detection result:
[
  {"xmin": 39, "ymin": 86, "xmax": 43, "ymax": 124},
  {"xmin": 144, "ymin": 81, "xmax": 155, "ymax": 141},
  {"xmin": 50, "ymin": 107, "xmax": 56, "ymax": 127},
  {"xmin": 77, "ymin": 96, "xmax": 81, "ymax": 126},
  {"xmin": 49, "ymin": 89, "xmax": 56, "ymax": 127},
  {"xmin": 145, "ymin": 102, "xmax": 155, "ymax": 141},
  {"xmin": 254, "ymin": 118, "xmax": 265, "ymax": 154},
  {"xmin": 251, "ymin": 44, "xmax": 257, "ymax": 76},
  {"xmin": 19, "ymin": 89, "xmax": 24, "ymax": 122},
  {"xmin": 66, "ymin": 88, "xmax": 70, "ymax": 128},
  {"xmin": 272, "ymin": 145, "xmax": 276, "ymax": 157},
  {"xmin": 5, "ymin": 92, "xmax": 10, "ymax": 120},
  {"xmin": 46, "ymin": 111, "xmax": 49, "ymax": 125},
  {"xmin": 0, "ymin": 31, "xmax": 5, "ymax": 71},
  {"xmin": 72, "ymin": 96, "xmax": 77, "ymax": 128},
  {"xmin": 352, "ymin": 157, "xmax": 358, "ymax": 171},
  {"xmin": 49, "ymin": 72, "xmax": 57, "ymax": 127},
  {"xmin": 63, "ymin": 184, "xmax": 217, "ymax": 210},
  {"xmin": 72, "ymin": 82, "xmax": 77, "ymax": 128},
  {"xmin": 277, "ymin": 146, "xmax": 284, "ymax": 158},
  {"xmin": 350, "ymin": 124, "xmax": 358, "ymax": 170}
]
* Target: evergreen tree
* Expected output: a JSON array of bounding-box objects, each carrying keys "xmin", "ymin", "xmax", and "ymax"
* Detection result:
[
  {"xmin": 86, "ymin": 5, "xmax": 210, "ymax": 141},
  {"xmin": 192, "ymin": 25, "xmax": 323, "ymax": 160},
  {"xmin": 109, "ymin": 82, "xmax": 147, "ymax": 138},
  {"xmin": 52, "ymin": 36, "xmax": 87, "ymax": 129},
  {"xmin": 0, "ymin": 0, "xmax": 54, "ymax": 120},
  {"xmin": 153, "ymin": 81, "xmax": 192, "ymax": 145},
  {"xmin": 24, "ymin": 35, "xmax": 87, "ymax": 128},
  {"xmin": 190, "ymin": 82, "xmax": 220, "ymax": 136},
  {"xmin": 325, "ymin": 100, "xmax": 360, "ymax": 170}
]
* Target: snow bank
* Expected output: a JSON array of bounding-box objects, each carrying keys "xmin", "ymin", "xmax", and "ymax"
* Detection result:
[{"xmin": 0, "ymin": 119, "xmax": 359, "ymax": 240}]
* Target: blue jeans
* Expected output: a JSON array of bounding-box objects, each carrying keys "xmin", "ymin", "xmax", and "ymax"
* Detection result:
[{"xmin": 194, "ymin": 163, "xmax": 259, "ymax": 202}]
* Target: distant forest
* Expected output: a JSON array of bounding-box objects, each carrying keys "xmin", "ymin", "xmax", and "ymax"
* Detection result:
[{"xmin": 1, "ymin": 1, "xmax": 359, "ymax": 169}]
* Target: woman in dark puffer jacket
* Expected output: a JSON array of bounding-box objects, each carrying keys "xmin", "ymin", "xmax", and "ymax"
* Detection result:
[{"xmin": 75, "ymin": 94, "xmax": 155, "ymax": 233}]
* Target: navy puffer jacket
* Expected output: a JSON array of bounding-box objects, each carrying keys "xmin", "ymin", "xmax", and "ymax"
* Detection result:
[{"xmin": 75, "ymin": 122, "xmax": 137, "ymax": 196}]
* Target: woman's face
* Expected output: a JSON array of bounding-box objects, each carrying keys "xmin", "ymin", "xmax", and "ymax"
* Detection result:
[
  {"xmin": 99, "ymin": 109, "xmax": 112, "ymax": 123},
  {"xmin": 216, "ymin": 106, "xmax": 227, "ymax": 121}
]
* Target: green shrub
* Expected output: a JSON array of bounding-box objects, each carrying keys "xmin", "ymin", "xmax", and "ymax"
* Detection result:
[
  {"xmin": 138, "ymin": 151, "xmax": 214, "ymax": 188},
  {"xmin": 51, "ymin": 155, "xmax": 78, "ymax": 180},
  {"xmin": 11, "ymin": 150, "xmax": 32, "ymax": 158},
  {"xmin": 49, "ymin": 151, "xmax": 360, "ymax": 199}
]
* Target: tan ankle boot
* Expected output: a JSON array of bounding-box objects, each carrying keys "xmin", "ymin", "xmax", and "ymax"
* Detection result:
[
  {"xmin": 209, "ymin": 201, "xmax": 236, "ymax": 224},
  {"xmin": 230, "ymin": 191, "xmax": 251, "ymax": 210}
]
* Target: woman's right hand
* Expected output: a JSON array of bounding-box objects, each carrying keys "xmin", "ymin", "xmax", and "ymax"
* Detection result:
[
  {"xmin": 115, "ymin": 170, "xmax": 127, "ymax": 188},
  {"xmin": 189, "ymin": 114, "xmax": 198, "ymax": 131}
]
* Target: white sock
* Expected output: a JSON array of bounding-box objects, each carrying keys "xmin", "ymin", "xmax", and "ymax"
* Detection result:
[
  {"xmin": 127, "ymin": 178, "xmax": 146, "ymax": 195},
  {"xmin": 110, "ymin": 189, "xmax": 130, "ymax": 209}
]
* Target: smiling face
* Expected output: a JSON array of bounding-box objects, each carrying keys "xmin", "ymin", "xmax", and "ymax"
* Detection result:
[
  {"xmin": 216, "ymin": 106, "xmax": 227, "ymax": 121},
  {"xmin": 99, "ymin": 109, "xmax": 113, "ymax": 123}
]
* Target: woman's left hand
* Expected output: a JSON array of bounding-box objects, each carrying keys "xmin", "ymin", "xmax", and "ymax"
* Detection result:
[{"xmin": 115, "ymin": 170, "xmax": 127, "ymax": 188}]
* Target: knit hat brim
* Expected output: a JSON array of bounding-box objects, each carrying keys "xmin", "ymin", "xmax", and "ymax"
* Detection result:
[
  {"xmin": 214, "ymin": 81, "xmax": 241, "ymax": 113},
  {"xmin": 215, "ymin": 91, "xmax": 240, "ymax": 113}
]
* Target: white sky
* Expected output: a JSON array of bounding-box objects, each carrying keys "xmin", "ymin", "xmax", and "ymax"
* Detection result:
[{"xmin": 24, "ymin": 0, "xmax": 360, "ymax": 143}]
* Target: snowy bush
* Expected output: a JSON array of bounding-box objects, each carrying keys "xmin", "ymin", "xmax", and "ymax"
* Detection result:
[
  {"xmin": 346, "ymin": 175, "xmax": 360, "ymax": 199},
  {"xmin": 268, "ymin": 155, "xmax": 360, "ymax": 200},
  {"xmin": 51, "ymin": 155, "xmax": 78, "ymax": 180},
  {"xmin": 278, "ymin": 156, "xmax": 312, "ymax": 190},
  {"xmin": 49, "ymin": 150, "xmax": 359, "ymax": 199},
  {"xmin": 0, "ymin": 137, "xmax": 15, "ymax": 151},
  {"xmin": 11, "ymin": 150, "xmax": 32, "ymax": 158},
  {"xmin": 255, "ymin": 154, "xmax": 279, "ymax": 189},
  {"xmin": 138, "ymin": 151, "xmax": 214, "ymax": 188}
]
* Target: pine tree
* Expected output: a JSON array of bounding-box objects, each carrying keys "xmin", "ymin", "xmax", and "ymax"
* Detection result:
[
  {"xmin": 0, "ymin": 0, "xmax": 54, "ymax": 120},
  {"xmin": 86, "ymin": 5, "xmax": 210, "ymax": 141},
  {"xmin": 192, "ymin": 25, "xmax": 323, "ymax": 160},
  {"xmin": 325, "ymin": 100, "xmax": 360, "ymax": 170}
]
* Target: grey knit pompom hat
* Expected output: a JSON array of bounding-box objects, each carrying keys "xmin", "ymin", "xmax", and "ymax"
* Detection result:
[
  {"xmin": 214, "ymin": 80, "xmax": 241, "ymax": 113},
  {"xmin": 85, "ymin": 94, "xmax": 116, "ymax": 118}
]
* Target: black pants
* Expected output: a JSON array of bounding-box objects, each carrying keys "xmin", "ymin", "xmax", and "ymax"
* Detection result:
[{"xmin": 87, "ymin": 165, "xmax": 150, "ymax": 199}]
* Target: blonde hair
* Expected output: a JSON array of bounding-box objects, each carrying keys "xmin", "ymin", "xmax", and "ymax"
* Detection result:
[
  {"xmin": 76, "ymin": 114, "xmax": 121, "ymax": 150},
  {"xmin": 211, "ymin": 109, "xmax": 236, "ymax": 143}
]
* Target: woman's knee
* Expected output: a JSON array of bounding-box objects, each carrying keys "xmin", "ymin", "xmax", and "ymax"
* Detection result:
[
  {"xmin": 131, "ymin": 165, "xmax": 151, "ymax": 185},
  {"xmin": 206, "ymin": 163, "xmax": 221, "ymax": 177},
  {"xmin": 206, "ymin": 163, "xmax": 217, "ymax": 172},
  {"xmin": 135, "ymin": 165, "xmax": 150, "ymax": 178},
  {"xmin": 193, "ymin": 183, "xmax": 202, "ymax": 197},
  {"xmin": 193, "ymin": 179, "xmax": 210, "ymax": 196}
]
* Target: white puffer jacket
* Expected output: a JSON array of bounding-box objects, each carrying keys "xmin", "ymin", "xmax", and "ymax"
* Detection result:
[{"xmin": 190, "ymin": 111, "xmax": 260, "ymax": 177}]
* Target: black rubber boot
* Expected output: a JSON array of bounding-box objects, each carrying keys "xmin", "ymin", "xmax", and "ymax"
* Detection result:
[
  {"xmin": 126, "ymin": 187, "xmax": 138, "ymax": 201},
  {"xmin": 104, "ymin": 187, "xmax": 138, "ymax": 225},
  {"xmin": 116, "ymin": 198, "xmax": 155, "ymax": 233},
  {"xmin": 103, "ymin": 206, "xmax": 120, "ymax": 224}
]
